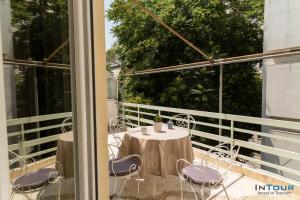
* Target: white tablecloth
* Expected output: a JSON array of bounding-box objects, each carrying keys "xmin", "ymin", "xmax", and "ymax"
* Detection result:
[{"xmin": 119, "ymin": 125, "xmax": 194, "ymax": 177}]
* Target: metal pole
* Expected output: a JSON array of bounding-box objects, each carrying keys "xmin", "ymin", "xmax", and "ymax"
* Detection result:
[
  {"xmin": 3, "ymin": 58, "xmax": 70, "ymax": 68},
  {"xmin": 33, "ymin": 68, "xmax": 41, "ymax": 156},
  {"xmin": 219, "ymin": 64, "xmax": 223, "ymax": 138},
  {"xmin": 126, "ymin": 47, "xmax": 300, "ymax": 76},
  {"xmin": 130, "ymin": 0, "xmax": 212, "ymax": 60},
  {"xmin": 19, "ymin": 124, "xmax": 25, "ymax": 158},
  {"xmin": 138, "ymin": 106, "xmax": 140, "ymax": 126},
  {"xmin": 230, "ymin": 120, "xmax": 234, "ymax": 155}
]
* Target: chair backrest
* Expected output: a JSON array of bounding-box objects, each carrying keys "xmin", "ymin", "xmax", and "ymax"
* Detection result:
[
  {"xmin": 109, "ymin": 116, "xmax": 133, "ymax": 134},
  {"xmin": 108, "ymin": 144, "xmax": 119, "ymax": 160},
  {"xmin": 61, "ymin": 116, "xmax": 73, "ymax": 133},
  {"xmin": 171, "ymin": 114, "xmax": 196, "ymax": 136},
  {"xmin": 201, "ymin": 142, "xmax": 240, "ymax": 179},
  {"xmin": 8, "ymin": 150, "xmax": 33, "ymax": 176},
  {"xmin": 8, "ymin": 150, "xmax": 22, "ymax": 167},
  {"xmin": 108, "ymin": 143, "xmax": 143, "ymax": 177}
]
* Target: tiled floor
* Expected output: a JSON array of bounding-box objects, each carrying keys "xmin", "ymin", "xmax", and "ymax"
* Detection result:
[
  {"xmin": 12, "ymin": 133, "xmax": 300, "ymax": 200},
  {"xmin": 109, "ymin": 132, "xmax": 300, "ymax": 200}
]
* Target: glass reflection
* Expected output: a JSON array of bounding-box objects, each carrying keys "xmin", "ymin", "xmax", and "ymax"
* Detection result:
[{"xmin": 1, "ymin": 0, "xmax": 75, "ymax": 199}]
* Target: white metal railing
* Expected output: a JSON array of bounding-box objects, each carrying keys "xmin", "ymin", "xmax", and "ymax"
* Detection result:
[
  {"xmin": 120, "ymin": 102, "xmax": 300, "ymax": 178},
  {"xmin": 7, "ymin": 112, "xmax": 72, "ymax": 159}
]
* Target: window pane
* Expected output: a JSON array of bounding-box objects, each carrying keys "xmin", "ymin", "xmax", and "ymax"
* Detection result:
[{"xmin": 1, "ymin": 0, "xmax": 75, "ymax": 199}]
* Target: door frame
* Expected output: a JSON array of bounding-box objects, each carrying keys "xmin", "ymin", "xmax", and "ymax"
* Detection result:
[
  {"xmin": 70, "ymin": 0, "xmax": 108, "ymax": 199},
  {"xmin": 0, "ymin": 18, "xmax": 11, "ymax": 200},
  {"xmin": 0, "ymin": 0, "xmax": 109, "ymax": 199}
]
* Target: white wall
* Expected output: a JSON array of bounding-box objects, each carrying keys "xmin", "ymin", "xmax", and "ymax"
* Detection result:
[
  {"xmin": 262, "ymin": 0, "xmax": 300, "ymax": 181},
  {"xmin": 0, "ymin": 0, "xmax": 17, "ymax": 119},
  {"xmin": 263, "ymin": 0, "xmax": 300, "ymax": 119}
]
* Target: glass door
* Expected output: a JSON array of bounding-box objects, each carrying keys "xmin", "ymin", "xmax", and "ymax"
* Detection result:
[{"xmin": 0, "ymin": 0, "xmax": 108, "ymax": 199}]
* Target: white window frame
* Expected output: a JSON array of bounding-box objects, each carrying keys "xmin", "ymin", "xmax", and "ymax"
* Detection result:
[
  {"xmin": 0, "ymin": 19, "xmax": 11, "ymax": 200},
  {"xmin": 67, "ymin": 0, "xmax": 109, "ymax": 199}
]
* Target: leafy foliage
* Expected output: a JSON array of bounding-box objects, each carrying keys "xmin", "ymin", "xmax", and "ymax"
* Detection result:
[
  {"xmin": 108, "ymin": 0, "xmax": 263, "ymax": 115},
  {"xmin": 154, "ymin": 113, "xmax": 162, "ymax": 122},
  {"xmin": 108, "ymin": 0, "xmax": 264, "ymax": 157},
  {"xmin": 10, "ymin": 0, "xmax": 71, "ymax": 117}
]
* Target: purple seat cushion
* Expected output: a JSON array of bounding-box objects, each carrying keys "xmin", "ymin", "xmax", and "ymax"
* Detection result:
[
  {"xmin": 182, "ymin": 165, "xmax": 222, "ymax": 187},
  {"xmin": 109, "ymin": 157, "xmax": 140, "ymax": 177},
  {"xmin": 13, "ymin": 168, "xmax": 59, "ymax": 191}
]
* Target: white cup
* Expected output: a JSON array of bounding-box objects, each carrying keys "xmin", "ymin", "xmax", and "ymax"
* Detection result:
[{"xmin": 141, "ymin": 127, "xmax": 147, "ymax": 135}]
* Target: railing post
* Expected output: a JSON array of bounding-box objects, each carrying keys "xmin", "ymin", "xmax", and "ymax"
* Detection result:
[
  {"xmin": 19, "ymin": 124, "xmax": 25, "ymax": 158},
  {"xmin": 230, "ymin": 120, "xmax": 234, "ymax": 155},
  {"xmin": 187, "ymin": 114, "xmax": 191, "ymax": 135},
  {"xmin": 122, "ymin": 103, "xmax": 125, "ymax": 119},
  {"xmin": 138, "ymin": 106, "xmax": 140, "ymax": 126},
  {"xmin": 219, "ymin": 64, "xmax": 223, "ymax": 138}
]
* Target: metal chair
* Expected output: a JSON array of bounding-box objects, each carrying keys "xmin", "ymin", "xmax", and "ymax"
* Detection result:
[
  {"xmin": 9, "ymin": 150, "xmax": 63, "ymax": 200},
  {"xmin": 61, "ymin": 116, "xmax": 73, "ymax": 133},
  {"xmin": 176, "ymin": 142, "xmax": 240, "ymax": 200},
  {"xmin": 171, "ymin": 114, "xmax": 196, "ymax": 137},
  {"xmin": 109, "ymin": 116, "xmax": 134, "ymax": 147},
  {"xmin": 108, "ymin": 144, "xmax": 144, "ymax": 199}
]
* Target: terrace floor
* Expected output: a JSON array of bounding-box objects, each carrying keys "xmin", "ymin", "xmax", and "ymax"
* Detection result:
[{"xmin": 12, "ymin": 133, "xmax": 300, "ymax": 200}]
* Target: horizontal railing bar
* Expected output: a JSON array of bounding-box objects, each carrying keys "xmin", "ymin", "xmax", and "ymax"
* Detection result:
[
  {"xmin": 8, "ymin": 144, "xmax": 19, "ymax": 151},
  {"xmin": 121, "ymin": 102, "xmax": 300, "ymax": 130},
  {"xmin": 125, "ymin": 115, "xmax": 153, "ymax": 125},
  {"xmin": 25, "ymin": 147, "xmax": 57, "ymax": 158},
  {"xmin": 136, "ymin": 113, "xmax": 299, "ymax": 147},
  {"xmin": 127, "ymin": 122, "xmax": 139, "ymax": 127},
  {"xmin": 128, "ymin": 114, "xmax": 300, "ymax": 161},
  {"xmin": 235, "ymin": 140, "xmax": 300, "ymax": 162},
  {"xmin": 23, "ymin": 134, "xmax": 61, "ymax": 148},
  {"xmin": 123, "ymin": 108, "xmax": 138, "ymax": 113},
  {"xmin": 7, "ymin": 112, "xmax": 72, "ymax": 126},
  {"xmin": 192, "ymin": 142, "xmax": 300, "ymax": 177},
  {"xmin": 193, "ymin": 121, "xmax": 232, "ymax": 131},
  {"xmin": 237, "ymin": 154, "xmax": 300, "ymax": 177},
  {"xmin": 7, "ymin": 122, "xmax": 72, "ymax": 138},
  {"xmin": 124, "ymin": 108, "xmax": 156, "ymax": 117},
  {"xmin": 122, "ymin": 104, "xmax": 300, "ymax": 178},
  {"xmin": 192, "ymin": 141, "xmax": 219, "ymax": 151},
  {"xmin": 192, "ymin": 130, "xmax": 231, "ymax": 143},
  {"xmin": 234, "ymin": 127, "xmax": 300, "ymax": 144},
  {"xmin": 191, "ymin": 132, "xmax": 300, "ymax": 165},
  {"xmin": 139, "ymin": 111, "xmax": 156, "ymax": 116},
  {"xmin": 160, "ymin": 114, "xmax": 232, "ymax": 131}
]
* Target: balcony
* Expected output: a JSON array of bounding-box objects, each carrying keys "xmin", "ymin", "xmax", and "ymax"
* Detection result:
[{"xmin": 8, "ymin": 103, "xmax": 300, "ymax": 199}]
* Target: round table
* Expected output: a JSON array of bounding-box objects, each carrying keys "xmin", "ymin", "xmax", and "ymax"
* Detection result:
[
  {"xmin": 56, "ymin": 132, "xmax": 74, "ymax": 179},
  {"xmin": 119, "ymin": 125, "xmax": 194, "ymax": 177}
]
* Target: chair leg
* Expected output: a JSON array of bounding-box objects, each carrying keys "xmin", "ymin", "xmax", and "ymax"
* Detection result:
[
  {"xmin": 23, "ymin": 193, "xmax": 32, "ymax": 200},
  {"xmin": 153, "ymin": 176, "xmax": 156, "ymax": 198},
  {"xmin": 200, "ymin": 186, "xmax": 204, "ymax": 200},
  {"xmin": 57, "ymin": 178, "xmax": 61, "ymax": 200},
  {"xmin": 190, "ymin": 184, "xmax": 198, "ymax": 200},
  {"xmin": 136, "ymin": 178, "xmax": 144, "ymax": 199},
  {"xmin": 39, "ymin": 190, "xmax": 46, "ymax": 200},
  {"xmin": 113, "ymin": 178, "xmax": 118, "ymax": 195},
  {"xmin": 10, "ymin": 191, "xmax": 15, "ymax": 200},
  {"xmin": 222, "ymin": 184, "xmax": 230, "ymax": 200},
  {"xmin": 180, "ymin": 180, "xmax": 183, "ymax": 200},
  {"xmin": 137, "ymin": 180, "xmax": 140, "ymax": 199},
  {"xmin": 117, "ymin": 179, "xmax": 127, "ymax": 199}
]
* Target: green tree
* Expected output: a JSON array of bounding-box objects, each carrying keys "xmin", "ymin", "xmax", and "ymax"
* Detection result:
[
  {"xmin": 107, "ymin": 0, "xmax": 263, "ymax": 113},
  {"xmin": 11, "ymin": 0, "xmax": 71, "ymax": 117},
  {"xmin": 108, "ymin": 0, "xmax": 263, "ymax": 157}
]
